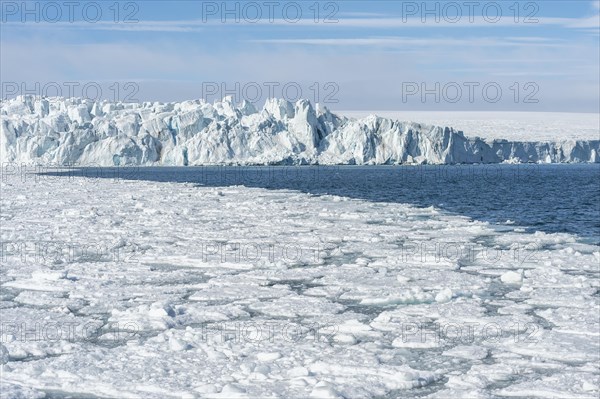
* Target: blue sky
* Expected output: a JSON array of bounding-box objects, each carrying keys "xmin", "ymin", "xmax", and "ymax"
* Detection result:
[{"xmin": 1, "ymin": 0, "xmax": 599, "ymax": 111}]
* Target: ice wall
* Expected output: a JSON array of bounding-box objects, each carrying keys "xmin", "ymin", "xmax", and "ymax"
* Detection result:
[{"xmin": 2, "ymin": 96, "xmax": 598, "ymax": 166}]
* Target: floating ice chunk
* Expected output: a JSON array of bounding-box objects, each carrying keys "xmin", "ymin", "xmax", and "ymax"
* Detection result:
[
  {"xmin": 194, "ymin": 384, "xmax": 219, "ymax": 394},
  {"xmin": 168, "ymin": 337, "xmax": 189, "ymax": 352},
  {"xmin": 287, "ymin": 366, "xmax": 310, "ymax": 378},
  {"xmin": 31, "ymin": 269, "xmax": 67, "ymax": 281},
  {"xmin": 435, "ymin": 288, "xmax": 454, "ymax": 303},
  {"xmin": 359, "ymin": 287, "xmax": 434, "ymax": 306},
  {"xmin": 501, "ymin": 270, "xmax": 524, "ymax": 285},
  {"xmin": 333, "ymin": 334, "xmax": 357, "ymax": 345},
  {"xmin": 309, "ymin": 382, "xmax": 342, "ymax": 399},
  {"xmin": 208, "ymin": 384, "xmax": 247, "ymax": 398},
  {"xmin": 148, "ymin": 302, "xmax": 177, "ymax": 318},
  {"xmin": 256, "ymin": 352, "xmax": 281, "ymax": 362}
]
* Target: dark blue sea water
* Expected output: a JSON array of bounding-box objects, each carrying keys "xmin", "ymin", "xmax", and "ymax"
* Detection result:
[{"xmin": 42, "ymin": 164, "xmax": 600, "ymax": 243}]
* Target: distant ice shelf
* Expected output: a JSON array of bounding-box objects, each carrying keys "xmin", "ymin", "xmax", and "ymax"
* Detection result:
[
  {"xmin": 339, "ymin": 111, "xmax": 600, "ymax": 142},
  {"xmin": 1, "ymin": 96, "xmax": 599, "ymax": 166}
]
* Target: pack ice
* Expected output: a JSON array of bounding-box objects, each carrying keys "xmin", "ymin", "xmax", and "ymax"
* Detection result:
[
  {"xmin": 1, "ymin": 96, "xmax": 599, "ymax": 166},
  {"xmin": 1, "ymin": 174, "xmax": 599, "ymax": 398}
]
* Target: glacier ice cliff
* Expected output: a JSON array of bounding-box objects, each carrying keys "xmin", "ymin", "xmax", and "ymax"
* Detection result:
[{"xmin": 1, "ymin": 96, "xmax": 599, "ymax": 166}]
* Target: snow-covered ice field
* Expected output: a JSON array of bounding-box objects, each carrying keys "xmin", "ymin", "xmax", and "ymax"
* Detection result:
[
  {"xmin": 1, "ymin": 170, "xmax": 598, "ymax": 398},
  {"xmin": 339, "ymin": 111, "xmax": 600, "ymax": 142}
]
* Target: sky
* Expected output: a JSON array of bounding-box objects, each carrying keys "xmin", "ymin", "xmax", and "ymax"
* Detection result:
[{"xmin": 1, "ymin": 0, "xmax": 599, "ymax": 112}]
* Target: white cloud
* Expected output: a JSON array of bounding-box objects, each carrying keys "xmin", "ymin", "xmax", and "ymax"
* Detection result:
[
  {"xmin": 2, "ymin": 15, "xmax": 599, "ymax": 31},
  {"xmin": 249, "ymin": 36, "xmax": 568, "ymax": 48},
  {"xmin": 561, "ymin": 15, "xmax": 600, "ymax": 29}
]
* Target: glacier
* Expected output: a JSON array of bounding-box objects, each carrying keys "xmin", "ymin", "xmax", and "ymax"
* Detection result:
[{"xmin": 1, "ymin": 95, "xmax": 599, "ymax": 166}]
